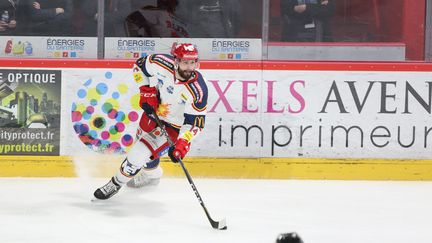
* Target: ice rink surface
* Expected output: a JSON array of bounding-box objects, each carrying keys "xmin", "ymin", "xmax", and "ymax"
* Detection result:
[{"xmin": 0, "ymin": 177, "xmax": 431, "ymax": 243}]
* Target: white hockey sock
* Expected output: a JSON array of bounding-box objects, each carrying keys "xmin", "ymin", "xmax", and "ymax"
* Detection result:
[
  {"xmin": 114, "ymin": 171, "xmax": 131, "ymax": 184},
  {"xmin": 115, "ymin": 141, "xmax": 154, "ymax": 184}
]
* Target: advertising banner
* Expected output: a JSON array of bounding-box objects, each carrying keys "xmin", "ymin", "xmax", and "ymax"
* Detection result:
[
  {"xmin": 203, "ymin": 70, "xmax": 432, "ymax": 159},
  {"xmin": 104, "ymin": 37, "xmax": 262, "ymax": 60},
  {"xmin": 61, "ymin": 67, "xmax": 432, "ymax": 159},
  {"xmin": 0, "ymin": 69, "xmax": 61, "ymax": 155},
  {"xmin": 0, "ymin": 36, "xmax": 97, "ymax": 59}
]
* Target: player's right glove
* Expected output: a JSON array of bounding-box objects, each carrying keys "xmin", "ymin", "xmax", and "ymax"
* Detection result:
[
  {"xmin": 168, "ymin": 138, "xmax": 190, "ymax": 163},
  {"xmin": 139, "ymin": 86, "xmax": 158, "ymax": 115}
]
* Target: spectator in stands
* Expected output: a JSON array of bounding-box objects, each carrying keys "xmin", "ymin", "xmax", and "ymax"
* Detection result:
[
  {"xmin": 0, "ymin": 0, "xmax": 18, "ymax": 35},
  {"xmin": 125, "ymin": 0, "xmax": 190, "ymax": 37},
  {"xmin": 126, "ymin": 0, "xmax": 242, "ymax": 38},
  {"xmin": 175, "ymin": 0, "xmax": 242, "ymax": 38},
  {"xmin": 17, "ymin": 0, "xmax": 73, "ymax": 36},
  {"xmin": 80, "ymin": 0, "xmax": 131, "ymax": 37},
  {"xmin": 281, "ymin": 0, "xmax": 335, "ymax": 42}
]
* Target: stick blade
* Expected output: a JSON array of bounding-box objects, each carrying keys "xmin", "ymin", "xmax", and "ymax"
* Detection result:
[{"xmin": 211, "ymin": 218, "xmax": 227, "ymax": 230}]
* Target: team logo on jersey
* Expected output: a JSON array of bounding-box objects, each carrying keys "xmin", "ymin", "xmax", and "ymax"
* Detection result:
[
  {"xmin": 157, "ymin": 103, "xmax": 170, "ymax": 117},
  {"xmin": 167, "ymin": 85, "xmax": 174, "ymax": 94}
]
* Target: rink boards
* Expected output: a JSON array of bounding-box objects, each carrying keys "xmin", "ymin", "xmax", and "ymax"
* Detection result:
[
  {"xmin": 1, "ymin": 59, "xmax": 432, "ymax": 180},
  {"xmin": 1, "ymin": 156, "xmax": 432, "ymax": 180}
]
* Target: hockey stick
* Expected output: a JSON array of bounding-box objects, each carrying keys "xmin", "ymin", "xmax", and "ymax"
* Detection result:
[{"xmin": 150, "ymin": 110, "xmax": 227, "ymax": 230}]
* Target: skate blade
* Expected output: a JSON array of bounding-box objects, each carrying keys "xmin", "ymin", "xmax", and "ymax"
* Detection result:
[
  {"xmin": 90, "ymin": 197, "xmax": 99, "ymax": 202},
  {"xmin": 90, "ymin": 196, "xmax": 106, "ymax": 202}
]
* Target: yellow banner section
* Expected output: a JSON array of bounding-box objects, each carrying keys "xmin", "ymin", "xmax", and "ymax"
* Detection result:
[
  {"xmin": 0, "ymin": 156, "xmax": 76, "ymax": 177},
  {"xmin": 1, "ymin": 156, "xmax": 432, "ymax": 180}
]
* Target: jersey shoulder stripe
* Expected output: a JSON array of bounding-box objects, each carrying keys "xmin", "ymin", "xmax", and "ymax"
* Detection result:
[
  {"xmin": 185, "ymin": 71, "xmax": 208, "ymax": 112},
  {"xmin": 149, "ymin": 54, "xmax": 174, "ymax": 74}
]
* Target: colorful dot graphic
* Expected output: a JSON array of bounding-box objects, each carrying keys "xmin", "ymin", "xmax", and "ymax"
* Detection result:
[{"xmin": 71, "ymin": 72, "xmax": 142, "ymax": 154}]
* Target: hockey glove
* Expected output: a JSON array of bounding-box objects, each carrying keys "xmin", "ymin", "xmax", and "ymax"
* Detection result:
[
  {"xmin": 168, "ymin": 138, "xmax": 190, "ymax": 163},
  {"xmin": 139, "ymin": 86, "xmax": 158, "ymax": 115}
]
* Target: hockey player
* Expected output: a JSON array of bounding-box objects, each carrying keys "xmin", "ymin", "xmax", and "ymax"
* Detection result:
[{"xmin": 94, "ymin": 43, "xmax": 208, "ymax": 200}]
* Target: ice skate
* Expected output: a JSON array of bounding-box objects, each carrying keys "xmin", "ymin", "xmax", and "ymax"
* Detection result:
[
  {"xmin": 127, "ymin": 170, "xmax": 160, "ymax": 188},
  {"xmin": 94, "ymin": 177, "xmax": 122, "ymax": 200}
]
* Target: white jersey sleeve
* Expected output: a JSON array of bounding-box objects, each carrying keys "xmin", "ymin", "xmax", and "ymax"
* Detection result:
[
  {"xmin": 132, "ymin": 54, "xmax": 167, "ymax": 87},
  {"xmin": 132, "ymin": 56, "xmax": 151, "ymax": 86}
]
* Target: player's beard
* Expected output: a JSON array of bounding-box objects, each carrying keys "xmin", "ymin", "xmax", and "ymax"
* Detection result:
[{"xmin": 177, "ymin": 68, "xmax": 193, "ymax": 80}]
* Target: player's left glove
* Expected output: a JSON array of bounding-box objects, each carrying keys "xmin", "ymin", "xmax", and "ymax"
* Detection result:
[{"xmin": 168, "ymin": 138, "xmax": 190, "ymax": 163}]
